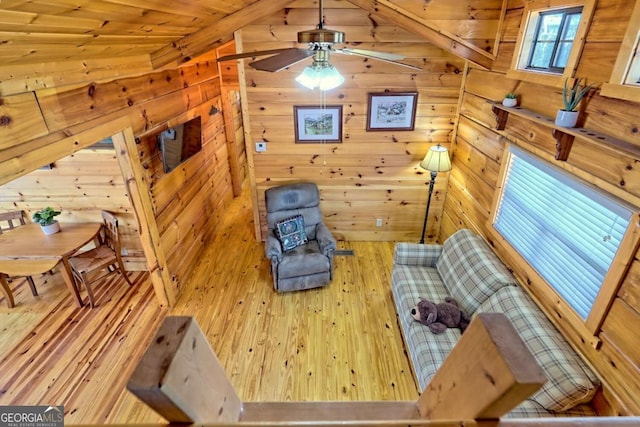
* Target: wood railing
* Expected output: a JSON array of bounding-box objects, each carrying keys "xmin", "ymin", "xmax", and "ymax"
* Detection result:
[{"xmin": 123, "ymin": 314, "xmax": 640, "ymax": 426}]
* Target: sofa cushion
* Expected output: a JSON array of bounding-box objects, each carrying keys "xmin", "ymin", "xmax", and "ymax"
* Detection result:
[
  {"xmin": 391, "ymin": 265, "xmax": 461, "ymax": 391},
  {"xmin": 436, "ymin": 229, "xmax": 516, "ymax": 315},
  {"xmin": 474, "ymin": 286, "xmax": 600, "ymax": 412}
]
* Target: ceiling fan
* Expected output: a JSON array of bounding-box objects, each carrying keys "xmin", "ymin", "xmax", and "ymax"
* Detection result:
[{"xmin": 216, "ymin": 0, "xmax": 421, "ymax": 74}]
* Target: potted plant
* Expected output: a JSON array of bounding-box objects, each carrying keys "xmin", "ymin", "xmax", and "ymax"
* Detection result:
[
  {"xmin": 502, "ymin": 92, "xmax": 518, "ymax": 107},
  {"xmin": 33, "ymin": 207, "xmax": 61, "ymax": 235},
  {"xmin": 555, "ymin": 78, "xmax": 592, "ymax": 128}
]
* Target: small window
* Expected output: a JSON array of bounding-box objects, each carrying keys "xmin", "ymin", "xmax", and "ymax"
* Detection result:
[
  {"xmin": 493, "ymin": 146, "xmax": 633, "ymax": 320},
  {"xmin": 600, "ymin": 0, "xmax": 640, "ymax": 105},
  {"xmin": 507, "ymin": 0, "xmax": 596, "ymax": 87},
  {"xmin": 527, "ymin": 7, "xmax": 583, "ymax": 73}
]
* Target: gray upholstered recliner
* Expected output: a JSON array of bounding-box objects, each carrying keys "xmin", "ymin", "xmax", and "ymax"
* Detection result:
[{"xmin": 265, "ymin": 182, "xmax": 337, "ymax": 292}]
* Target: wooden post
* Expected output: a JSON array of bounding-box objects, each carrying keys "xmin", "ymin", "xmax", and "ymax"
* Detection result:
[
  {"xmin": 112, "ymin": 128, "xmax": 175, "ymax": 307},
  {"xmin": 127, "ymin": 316, "xmax": 242, "ymax": 423},
  {"xmin": 417, "ymin": 313, "xmax": 546, "ymax": 420}
]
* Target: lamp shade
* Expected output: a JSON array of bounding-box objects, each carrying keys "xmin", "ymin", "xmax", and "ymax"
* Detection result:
[{"xmin": 420, "ymin": 144, "xmax": 451, "ymax": 172}]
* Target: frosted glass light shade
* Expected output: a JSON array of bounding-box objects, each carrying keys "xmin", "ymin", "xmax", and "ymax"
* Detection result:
[
  {"xmin": 420, "ymin": 144, "xmax": 451, "ymax": 172},
  {"xmin": 296, "ymin": 62, "xmax": 344, "ymax": 91}
]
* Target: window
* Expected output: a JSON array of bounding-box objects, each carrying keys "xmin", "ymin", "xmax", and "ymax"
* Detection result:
[
  {"xmin": 601, "ymin": 0, "xmax": 640, "ymax": 102},
  {"xmin": 527, "ymin": 8, "xmax": 583, "ymax": 73},
  {"xmin": 494, "ymin": 146, "xmax": 633, "ymax": 320},
  {"xmin": 508, "ymin": 0, "xmax": 596, "ymax": 87}
]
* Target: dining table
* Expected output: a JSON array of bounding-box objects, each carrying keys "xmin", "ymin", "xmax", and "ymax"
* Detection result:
[{"xmin": 0, "ymin": 222, "xmax": 102, "ymax": 308}]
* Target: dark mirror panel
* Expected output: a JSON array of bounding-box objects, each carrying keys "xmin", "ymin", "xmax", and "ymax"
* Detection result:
[{"xmin": 157, "ymin": 117, "xmax": 203, "ymax": 173}]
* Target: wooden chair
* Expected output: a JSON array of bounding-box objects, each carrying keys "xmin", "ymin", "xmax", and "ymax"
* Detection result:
[
  {"xmin": 0, "ymin": 210, "xmax": 39, "ymax": 297},
  {"xmin": 68, "ymin": 211, "xmax": 134, "ymax": 307}
]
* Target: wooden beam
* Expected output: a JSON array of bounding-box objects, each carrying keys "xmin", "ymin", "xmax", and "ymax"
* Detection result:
[
  {"xmin": 0, "ymin": 116, "xmax": 131, "ymax": 187},
  {"xmin": 346, "ymin": 0, "xmax": 494, "ymax": 70},
  {"xmin": 150, "ymin": 0, "xmax": 296, "ymax": 69},
  {"xmin": 112, "ymin": 128, "xmax": 175, "ymax": 308},
  {"xmin": 127, "ymin": 316, "xmax": 242, "ymax": 423}
]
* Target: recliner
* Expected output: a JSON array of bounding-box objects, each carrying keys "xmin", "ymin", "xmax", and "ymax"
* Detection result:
[{"xmin": 265, "ymin": 182, "xmax": 336, "ymax": 292}]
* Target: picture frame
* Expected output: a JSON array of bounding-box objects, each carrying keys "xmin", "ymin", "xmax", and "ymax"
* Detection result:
[
  {"xmin": 294, "ymin": 105, "xmax": 343, "ymax": 144},
  {"xmin": 366, "ymin": 92, "xmax": 418, "ymax": 131}
]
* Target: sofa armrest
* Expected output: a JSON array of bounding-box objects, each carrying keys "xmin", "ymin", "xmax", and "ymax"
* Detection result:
[
  {"xmin": 393, "ymin": 243, "xmax": 442, "ymax": 267},
  {"xmin": 265, "ymin": 234, "xmax": 283, "ymax": 262},
  {"xmin": 315, "ymin": 222, "xmax": 337, "ymax": 256}
]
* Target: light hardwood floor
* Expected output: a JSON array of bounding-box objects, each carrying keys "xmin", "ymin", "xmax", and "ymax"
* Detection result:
[{"xmin": 0, "ymin": 190, "xmax": 419, "ymax": 424}]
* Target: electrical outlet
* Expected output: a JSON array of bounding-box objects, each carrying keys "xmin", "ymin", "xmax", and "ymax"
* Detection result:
[
  {"xmin": 376, "ymin": 218, "xmax": 383, "ymax": 227},
  {"xmin": 255, "ymin": 142, "xmax": 267, "ymax": 152}
]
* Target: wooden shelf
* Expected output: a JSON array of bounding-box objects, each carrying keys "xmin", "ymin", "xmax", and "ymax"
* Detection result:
[{"xmin": 491, "ymin": 103, "xmax": 640, "ymax": 161}]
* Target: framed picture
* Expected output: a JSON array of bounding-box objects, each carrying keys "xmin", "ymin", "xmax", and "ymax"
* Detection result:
[
  {"xmin": 294, "ymin": 105, "xmax": 343, "ymax": 144},
  {"xmin": 366, "ymin": 92, "xmax": 418, "ymax": 131}
]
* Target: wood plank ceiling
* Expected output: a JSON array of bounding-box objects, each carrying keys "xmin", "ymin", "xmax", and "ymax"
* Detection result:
[{"xmin": 0, "ymin": 0, "xmax": 501, "ymax": 94}]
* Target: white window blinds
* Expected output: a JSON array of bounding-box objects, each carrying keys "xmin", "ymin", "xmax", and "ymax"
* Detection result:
[{"xmin": 494, "ymin": 147, "xmax": 633, "ymax": 319}]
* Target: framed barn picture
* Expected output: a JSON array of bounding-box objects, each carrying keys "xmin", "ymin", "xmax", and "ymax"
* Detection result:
[
  {"xmin": 294, "ymin": 105, "xmax": 343, "ymax": 143},
  {"xmin": 366, "ymin": 92, "xmax": 418, "ymax": 131}
]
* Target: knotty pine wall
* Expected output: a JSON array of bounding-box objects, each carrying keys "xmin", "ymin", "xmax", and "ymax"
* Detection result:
[
  {"xmin": 443, "ymin": 0, "xmax": 640, "ymax": 414},
  {"xmin": 240, "ymin": 1, "xmax": 466, "ymax": 241},
  {"xmin": 0, "ymin": 52, "xmax": 238, "ymax": 306}
]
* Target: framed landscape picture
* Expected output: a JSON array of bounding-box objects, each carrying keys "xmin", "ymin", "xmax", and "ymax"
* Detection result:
[
  {"xmin": 366, "ymin": 92, "xmax": 418, "ymax": 131},
  {"xmin": 294, "ymin": 105, "xmax": 343, "ymax": 143}
]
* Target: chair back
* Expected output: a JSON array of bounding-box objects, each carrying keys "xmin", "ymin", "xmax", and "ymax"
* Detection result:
[
  {"xmin": 0, "ymin": 210, "xmax": 27, "ymax": 234},
  {"xmin": 265, "ymin": 183, "xmax": 324, "ymax": 239},
  {"xmin": 101, "ymin": 211, "xmax": 122, "ymax": 253}
]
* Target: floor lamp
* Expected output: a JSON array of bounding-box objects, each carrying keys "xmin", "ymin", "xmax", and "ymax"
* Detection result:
[{"xmin": 419, "ymin": 144, "xmax": 451, "ymax": 244}]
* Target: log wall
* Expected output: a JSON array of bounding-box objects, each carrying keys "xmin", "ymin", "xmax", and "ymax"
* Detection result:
[
  {"xmin": 443, "ymin": 0, "xmax": 640, "ymax": 414},
  {"xmin": 240, "ymin": 1, "xmax": 466, "ymax": 242}
]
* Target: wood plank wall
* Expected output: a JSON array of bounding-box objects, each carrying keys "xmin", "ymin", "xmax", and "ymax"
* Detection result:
[
  {"xmin": 0, "ymin": 51, "xmax": 239, "ymax": 306},
  {"xmin": 240, "ymin": 0, "xmax": 468, "ymax": 242},
  {"xmin": 443, "ymin": 0, "xmax": 640, "ymax": 414}
]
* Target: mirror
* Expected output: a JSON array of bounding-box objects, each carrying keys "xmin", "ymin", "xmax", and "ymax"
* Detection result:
[{"xmin": 157, "ymin": 117, "xmax": 202, "ymax": 173}]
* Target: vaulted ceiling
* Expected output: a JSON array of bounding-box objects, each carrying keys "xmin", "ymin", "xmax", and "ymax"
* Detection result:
[{"xmin": 0, "ymin": 0, "xmax": 503, "ymax": 95}]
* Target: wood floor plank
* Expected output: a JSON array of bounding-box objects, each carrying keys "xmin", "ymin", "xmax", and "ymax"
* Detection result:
[{"xmin": 0, "ymin": 188, "xmax": 418, "ymax": 424}]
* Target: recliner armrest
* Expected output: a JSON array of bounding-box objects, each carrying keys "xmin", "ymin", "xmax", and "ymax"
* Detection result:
[
  {"xmin": 315, "ymin": 222, "xmax": 336, "ymax": 256},
  {"xmin": 265, "ymin": 234, "xmax": 283, "ymax": 261}
]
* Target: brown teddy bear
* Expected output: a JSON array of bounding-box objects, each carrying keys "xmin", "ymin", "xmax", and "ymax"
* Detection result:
[{"xmin": 410, "ymin": 297, "xmax": 470, "ymax": 334}]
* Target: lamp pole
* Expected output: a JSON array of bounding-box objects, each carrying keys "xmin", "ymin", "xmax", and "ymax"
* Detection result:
[{"xmin": 420, "ymin": 170, "xmax": 438, "ymax": 244}]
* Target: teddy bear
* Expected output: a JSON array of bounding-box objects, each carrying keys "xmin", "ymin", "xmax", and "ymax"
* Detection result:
[{"xmin": 410, "ymin": 297, "xmax": 470, "ymax": 334}]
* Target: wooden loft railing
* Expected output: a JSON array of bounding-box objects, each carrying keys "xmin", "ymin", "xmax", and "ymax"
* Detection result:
[{"xmin": 120, "ymin": 315, "xmax": 640, "ymax": 427}]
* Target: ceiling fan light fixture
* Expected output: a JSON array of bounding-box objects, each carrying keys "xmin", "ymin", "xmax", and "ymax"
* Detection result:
[
  {"xmin": 296, "ymin": 60, "xmax": 344, "ymax": 91},
  {"xmin": 317, "ymin": 64, "xmax": 344, "ymax": 90}
]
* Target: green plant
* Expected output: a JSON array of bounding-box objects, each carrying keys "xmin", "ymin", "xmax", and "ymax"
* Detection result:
[
  {"xmin": 32, "ymin": 207, "xmax": 61, "ymax": 226},
  {"xmin": 562, "ymin": 78, "xmax": 592, "ymax": 112},
  {"xmin": 505, "ymin": 92, "xmax": 518, "ymax": 99}
]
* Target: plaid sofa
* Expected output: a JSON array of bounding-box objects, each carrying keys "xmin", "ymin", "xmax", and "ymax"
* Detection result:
[{"xmin": 391, "ymin": 229, "xmax": 600, "ymax": 417}]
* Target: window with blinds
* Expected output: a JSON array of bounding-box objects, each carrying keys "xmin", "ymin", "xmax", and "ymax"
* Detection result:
[{"xmin": 494, "ymin": 147, "xmax": 633, "ymax": 319}]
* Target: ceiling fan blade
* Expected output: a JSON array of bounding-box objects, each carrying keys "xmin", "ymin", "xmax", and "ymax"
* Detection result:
[
  {"xmin": 249, "ymin": 48, "xmax": 314, "ymax": 72},
  {"xmin": 336, "ymin": 48, "xmax": 422, "ymax": 71},
  {"xmin": 217, "ymin": 48, "xmax": 298, "ymax": 62},
  {"xmin": 339, "ymin": 48, "xmax": 404, "ymax": 61}
]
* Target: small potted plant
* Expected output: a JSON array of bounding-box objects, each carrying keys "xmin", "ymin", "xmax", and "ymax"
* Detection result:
[
  {"xmin": 502, "ymin": 93, "xmax": 518, "ymax": 107},
  {"xmin": 555, "ymin": 78, "xmax": 592, "ymax": 128},
  {"xmin": 33, "ymin": 207, "xmax": 62, "ymax": 235}
]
